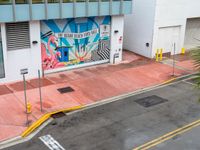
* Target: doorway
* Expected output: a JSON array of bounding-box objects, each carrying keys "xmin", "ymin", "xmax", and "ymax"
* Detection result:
[{"xmin": 157, "ymin": 26, "xmax": 181, "ymax": 54}]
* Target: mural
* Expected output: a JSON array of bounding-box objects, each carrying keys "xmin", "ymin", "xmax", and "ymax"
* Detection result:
[{"xmin": 41, "ymin": 16, "xmax": 111, "ymax": 70}]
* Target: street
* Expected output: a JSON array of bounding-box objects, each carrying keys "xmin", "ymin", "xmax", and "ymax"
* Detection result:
[{"xmin": 3, "ymin": 77, "xmax": 200, "ymax": 150}]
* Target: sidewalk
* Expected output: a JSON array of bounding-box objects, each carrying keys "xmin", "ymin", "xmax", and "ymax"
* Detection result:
[{"xmin": 0, "ymin": 50, "xmax": 196, "ymax": 142}]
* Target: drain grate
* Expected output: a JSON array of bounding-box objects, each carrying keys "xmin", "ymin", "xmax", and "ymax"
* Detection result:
[
  {"xmin": 135, "ymin": 95, "xmax": 168, "ymax": 108},
  {"xmin": 57, "ymin": 86, "xmax": 74, "ymax": 94},
  {"xmin": 51, "ymin": 112, "xmax": 66, "ymax": 119}
]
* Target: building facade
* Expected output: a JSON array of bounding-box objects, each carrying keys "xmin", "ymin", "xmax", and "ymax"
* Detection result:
[
  {"xmin": 0, "ymin": 0, "xmax": 132, "ymax": 83},
  {"xmin": 124, "ymin": 0, "xmax": 200, "ymax": 58}
]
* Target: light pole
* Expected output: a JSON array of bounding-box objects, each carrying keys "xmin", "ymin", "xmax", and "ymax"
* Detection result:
[{"xmin": 172, "ymin": 43, "xmax": 176, "ymax": 77}]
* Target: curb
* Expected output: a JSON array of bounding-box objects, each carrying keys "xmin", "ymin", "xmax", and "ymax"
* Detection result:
[
  {"xmin": 21, "ymin": 105, "xmax": 83, "ymax": 138},
  {"xmin": 161, "ymin": 72, "xmax": 198, "ymax": 85}
]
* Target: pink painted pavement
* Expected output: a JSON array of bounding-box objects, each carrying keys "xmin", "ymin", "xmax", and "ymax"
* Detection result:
[{"xmin": 0, "ymin": 51, "xmax": 197, "ymax": 142}]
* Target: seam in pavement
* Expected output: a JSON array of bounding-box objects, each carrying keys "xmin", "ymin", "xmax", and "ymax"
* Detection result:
[{"xmin": 0, "ymin": 72, "xmax": 198, "ymax": 149}]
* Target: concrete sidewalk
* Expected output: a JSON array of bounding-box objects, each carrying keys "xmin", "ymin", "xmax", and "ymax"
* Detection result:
[{"xmin": 0, "ymin": 51, "xmax": 196, "ymax": 142}]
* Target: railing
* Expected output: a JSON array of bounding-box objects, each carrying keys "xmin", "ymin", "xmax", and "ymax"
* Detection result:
[{"xmin": 0, "ymin": 0, "xmax": 131, "ymax": 4}]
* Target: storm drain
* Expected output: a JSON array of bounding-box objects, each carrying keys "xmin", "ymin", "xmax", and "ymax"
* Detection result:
[
  {"xmin": 57, "ymin": 86, "xmax": 74, "ymax": 94},
  {"xmin": 135, "ymin": 95, "xmax": 168, "ymax": 108},
  {"xmin": 51, "ymin": 112, "xmax": 66, "ymax": 119}
]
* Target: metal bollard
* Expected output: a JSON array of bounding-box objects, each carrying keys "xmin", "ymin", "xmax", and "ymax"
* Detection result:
[
  {"xmin": 160, "ymin": 48, "xmax": 163, "ymax": 61},
  {"xmin": 181, "ymin": 48, "xmax": 185, "ymax": 55},
  {"xmin": 156, "ymin": 49, "xmax": 159, "ymax": 61}
]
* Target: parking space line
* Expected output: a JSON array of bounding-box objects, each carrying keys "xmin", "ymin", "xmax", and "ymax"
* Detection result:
[
  {"xmin": 39, "ymin": 135, "xmax": 65, "ymax": 150},
  {"xmin": 134, "ymin": 119, "xmax": 200, "ymax": 150}
]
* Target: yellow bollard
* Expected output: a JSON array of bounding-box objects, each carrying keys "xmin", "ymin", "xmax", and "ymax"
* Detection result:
[
  {"xmin": 156, "ymin": 49, "xmax": 159, "ymax": 61},
  {"xmin": 27, "ymin": 102, "xmax": 32, "ymax": 114},
  {"xmin": 181, "ymin": 48, "xmax": 185, "ymax": 54},
  {"xmin": 160, "ymin": 48, "xmax": 163, "ymax": 61}
]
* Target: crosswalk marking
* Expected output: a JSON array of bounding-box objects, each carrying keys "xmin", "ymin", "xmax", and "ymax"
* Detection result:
[{"xmin": 39, "ymin": 135, "xmax": 65, "ymax": 150}]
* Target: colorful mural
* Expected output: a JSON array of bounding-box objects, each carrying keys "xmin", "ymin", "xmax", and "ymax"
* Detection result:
[{"xmin": 41, "ymin": 16, "xmax": 111, "ymax": 70}]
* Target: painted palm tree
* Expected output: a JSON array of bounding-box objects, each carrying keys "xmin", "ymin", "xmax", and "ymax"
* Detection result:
[{"xmin": 191, "ymin": 47, "xmax": 200, "ymax": 87}]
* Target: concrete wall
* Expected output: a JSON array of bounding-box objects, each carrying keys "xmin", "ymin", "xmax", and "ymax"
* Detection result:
[
  {"xmin": 110, "ymin": 15, "xmax": 124, "ymax": 64},
  {"xmin": 123, "ymin": 0, "xmax": 156, "ymax": 58},
  {"xmin": 0, "ymin": 21, "xmax": 41, "ymax": 83},
  {"xmin": 152, "ymin": 0, "xmax": 200, "ymax": 57}
]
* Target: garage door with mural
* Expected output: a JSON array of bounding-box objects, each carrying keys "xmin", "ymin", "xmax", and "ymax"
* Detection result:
[{"xmin": 41, "ymin": 16, "xmax": 111, "ymax": 71}]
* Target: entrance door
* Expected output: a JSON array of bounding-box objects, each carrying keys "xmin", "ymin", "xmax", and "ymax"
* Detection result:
[
  {"xmin": 157, "ymin": 26, "xmax": 181, "ymax": 54},
  {"xmin": 0, "ymin": 27, "xmax": 5, "ymax": 78}
]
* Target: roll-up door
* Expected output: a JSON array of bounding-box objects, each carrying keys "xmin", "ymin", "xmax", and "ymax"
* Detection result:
[{"xmin": 184, "ymin": 18, "xmax": 200, "ymax": 49}]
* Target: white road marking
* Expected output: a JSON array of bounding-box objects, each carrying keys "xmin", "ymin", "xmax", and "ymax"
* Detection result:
[
  {"xmin": 183, "ymin": 80, "xmax": 196, "ymax": 86},
  {"xmin": 39, "ymin": 135, "xmax": 65, "ymax": 150}
]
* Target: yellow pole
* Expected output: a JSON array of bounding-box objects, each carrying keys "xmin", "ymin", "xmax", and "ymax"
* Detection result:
[
  {"xmin": 160, "ymin": 48, "xmax": 163, "ymax": 61},
  {"xmin": 156, "ymin": 49, "xmax": 159, "ymax": 61},
  {"xmin": 181, "ymin": 48, "xmax": 185, "ymax": 54}
]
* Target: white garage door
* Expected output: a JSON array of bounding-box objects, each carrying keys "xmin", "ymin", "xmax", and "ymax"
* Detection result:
[
  {"xmin": 184, "ymin": 18, "xmax": 200, "ymax": 49},
  {"xmin": 157, "ymin": 26, "xmax": 181, "ymax": 54}
]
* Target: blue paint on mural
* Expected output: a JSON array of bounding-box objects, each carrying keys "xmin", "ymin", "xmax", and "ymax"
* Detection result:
[{"xmin": 41, "ymin": 16, "xmax": 111, "ymax": 70}]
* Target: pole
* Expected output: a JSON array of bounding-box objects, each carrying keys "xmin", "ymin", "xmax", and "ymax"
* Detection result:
[
  {"xmin": 38, "ymin": 70, "xmax": 43, "ymax": 112},
  {"xmin": 23, "ymin": 74, "xmax": 29, "ymax": 126},
  {"xmin": 173, "ymin": 43, "xmax": 176, "ymax": 76}
]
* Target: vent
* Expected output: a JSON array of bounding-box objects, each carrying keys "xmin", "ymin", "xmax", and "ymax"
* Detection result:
[
  {"xmin": 57, "ymin": 86, "xmax": 74, "ymax": 94},
  {"xmin": 135, "ymin": 95, "xmax": 168, "ymax": 108},
  {"xmin": 6, "ymin": 22, "xmax": 30, "ymax": 51}
]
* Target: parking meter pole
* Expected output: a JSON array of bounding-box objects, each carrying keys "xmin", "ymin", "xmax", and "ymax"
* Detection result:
[
  {"xmin": 173, "ymin": 43, "xmax": 176, "ymax": 77},
  {"xmin": 38, "ymin": 70, "xmax": 43, "ymax": 112},
  {"xmin": 23, "ymin": 74, "xmax": 29, "ymax": 126}
]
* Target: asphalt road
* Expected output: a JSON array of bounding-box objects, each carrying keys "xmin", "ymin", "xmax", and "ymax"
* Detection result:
[{"xmin": 3, "ymin": 78, "xmax": 200, "ymax": 150}]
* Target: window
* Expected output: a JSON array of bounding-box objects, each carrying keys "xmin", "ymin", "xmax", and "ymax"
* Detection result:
[
  {"xmin": 6, "ymin": 22, "xmax": 30, "ymax": 51},
  {"xmin": 15, "ymin": 0, "xmax": 28, "ymax": 4},
  {"xmin": 0, "ymin": 0, "xmax": 12, "ymax": 4}
]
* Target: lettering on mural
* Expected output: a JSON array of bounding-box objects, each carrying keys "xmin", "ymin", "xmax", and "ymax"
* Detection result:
[{"xmin": 55, "ymin": 29, "xmax": 99, "ymax": 39}]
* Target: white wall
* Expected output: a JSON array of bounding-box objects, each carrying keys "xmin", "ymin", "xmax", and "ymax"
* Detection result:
[
  {"xmin": 123, "ymin": 0, "xmax": 157, "ymax": 57},
  {"xmin": 0, "ymin": 21, "xmax": 41, "ymax": 83},
  {"xmin": 152, "ymin": 0, "xmax": 200, "ymax": 57},
  {"xmin": 110, "ymin": 15, "xmax": 124, "ymax": 64}
]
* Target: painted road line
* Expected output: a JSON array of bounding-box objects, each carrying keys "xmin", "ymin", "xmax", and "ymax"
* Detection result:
[
  {"xmin": 39, "ymin": 135, "xmax": 65, "ymax": 150},
  {"xmin": 134, "ymin": 119, "xmax": 200, "ymax": 150},
  {"xmin": 183, "ymin": 80, "xmax": 197, "ymax": 86}
]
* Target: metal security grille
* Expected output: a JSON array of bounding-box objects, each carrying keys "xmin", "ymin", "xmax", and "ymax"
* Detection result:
[{"xmin": 6, "ymin": 22, "xmax": 30, "ymax": 51}]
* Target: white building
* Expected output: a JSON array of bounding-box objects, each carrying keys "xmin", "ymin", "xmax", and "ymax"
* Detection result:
[{"xmin": 124, "ymin": 0, "xmax": 200, "ymax": 58}]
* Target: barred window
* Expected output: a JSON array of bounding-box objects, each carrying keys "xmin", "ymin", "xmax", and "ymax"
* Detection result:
[{"xmin": 6, "ymin": 22, "xmax": 30, "ymax": 51}]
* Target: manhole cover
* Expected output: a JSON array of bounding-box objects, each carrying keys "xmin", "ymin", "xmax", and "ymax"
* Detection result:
[
  {"xmin": 57, "ymin": 86, "xmax": 74, "ymax": 94},
  {"xmin": 135, "ymin": 95, "xmax": 168, "ymax": 107}
]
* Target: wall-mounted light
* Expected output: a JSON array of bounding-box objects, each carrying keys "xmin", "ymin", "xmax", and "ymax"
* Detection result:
[
  {"xmin": 114, "ymin": 30, "xmax": 119, "ymax": 34},
  {"xmin": 32, "ymin": 41, "xmax": 38, "ymax": 44},
  {"xmin": 146, "ymin": 43, "xmax": 149, "ymax": 47}
]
